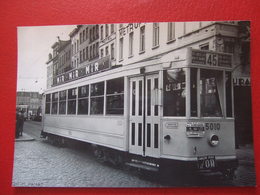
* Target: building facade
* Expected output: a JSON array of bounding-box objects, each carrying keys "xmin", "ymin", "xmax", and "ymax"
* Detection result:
[{"xmin": 16, "ymin": 91, "xmax": 42, "ymax": 116}]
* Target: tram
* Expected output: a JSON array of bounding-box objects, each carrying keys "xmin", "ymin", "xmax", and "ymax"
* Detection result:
[{"xmin": 41, "ymin": 48, "xmax": 238, "ymax": 178}]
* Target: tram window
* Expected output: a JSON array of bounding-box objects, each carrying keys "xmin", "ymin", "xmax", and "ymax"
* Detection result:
[
  {"xmin": 226, "ymin": 72, "xmax": 233, "ymax": 117},
  {"xmin": 78, "ymin": 85, "xmax": 89, "ymax": 115},
  {"xmin": 106, "ymin": 77, "xmax": 124, "ymax": 115},
  {"xmin": 190, "ymin": 68, "xmax": 198, "ymax": 117},
  {"xmin": 200, "ymin": 69, "xmax": 223, "ymax": 117},
  {"xmin": 163, "ymin": 69, "xmax": 186, "ymax": 116},
  {"xmin": 90, "ymin": 82, "xmax": 104, "ymax": 114},
  {"xmin": 59, "ymin": 90, "xmax": 67, "ymax": 114},
  {"xmin": 45, "ymin": 94, "xmax": 51, "ymax": 114},
  {"xmin": 51, "ymin": 92, "xmax": 58, "ymax": 114},
  {"xmin": 68, "ymin": 88, "xmax": 77, "ymax": 114}
]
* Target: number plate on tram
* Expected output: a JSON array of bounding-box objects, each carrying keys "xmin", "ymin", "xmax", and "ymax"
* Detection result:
[{"xmin": 197, "ymin": 156, "xmax": 216, "ymax": 169}]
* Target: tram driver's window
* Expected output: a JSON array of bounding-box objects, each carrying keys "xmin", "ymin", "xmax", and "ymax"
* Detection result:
[
  {"xmin": 90, "ymin": 82, "xmax": 104, "ymax": 114},
  {"xmin": 45, "ymin": 94, "xmax": 51, "ymax": 114},
  {"xmin": 68, "ymin": 88, "xmax": 77, "ymax": 114},
  {"xmin": 163, "ymin": 69, "xmax": 186, "ymax": 116},
  {"xmin": 200, "ymin": 69, "xmax": 223, "ymax": 117},
  {"xmin": 106, "ymin": 77, "xmax": 124, "ymax": 115},
  {"xmin": 190, "ymin": 68, "xmax": 198, "ymax": 117}
]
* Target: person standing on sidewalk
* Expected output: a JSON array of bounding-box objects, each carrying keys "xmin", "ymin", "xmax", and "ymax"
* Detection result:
[{"xmin": 16, "ymin": 109, "xmax": 24, "ymax": 138}]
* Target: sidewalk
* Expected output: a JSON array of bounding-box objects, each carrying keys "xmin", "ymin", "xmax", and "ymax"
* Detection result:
[{"xmin": 15, "ymin": 133, "xmax": 35, "ymax": 142}]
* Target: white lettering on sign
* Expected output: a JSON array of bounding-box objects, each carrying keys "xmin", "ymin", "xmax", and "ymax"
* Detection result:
[{"xmin": 233, "ymin": 77, "xmax": 251, "ymax": 86}]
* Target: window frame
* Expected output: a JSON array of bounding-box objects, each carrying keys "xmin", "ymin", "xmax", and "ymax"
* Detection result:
[
  {"xmin": 152, "ymin": 23, "xmax": 159, "ymax": 48},
  {"xmin": 129, "ymin": 32, "xmax": 134, "ymax": 57},
  {"xmin": 106, "ymin": 77, "xmax": 124, "ymax": 115},
  {"xmin": 90, "ymin": 81, "xmax": 105, "ymax": 115},
  {"xmin": 67, "ymin": 88, "xmax": 77, "ymax": 115},
  {"xmin": 139, "ymin": 26, "xmax": 145, "ymax": 53},
  {"xmin": 167, "ymin": 22, "xmax": 176, "ymax": 43},
  {"xmin": 78, "ymin": 85, "xmax": 89, "ymax": 115},
  {"xmin": 119, "ymin": 37, "xmax": 124, "ymax": 61}
]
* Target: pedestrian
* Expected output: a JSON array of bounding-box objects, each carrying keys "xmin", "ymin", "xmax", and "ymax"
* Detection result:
[{"xmin": 15, "ymin": 109, "xmax": 24, "ymax": 138}]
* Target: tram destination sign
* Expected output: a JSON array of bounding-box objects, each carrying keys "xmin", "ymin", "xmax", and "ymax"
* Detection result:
[
  {"xmin": 190, "ymin": 49, "xmax": 232, "ymax": 68},
  {"xmin": 53, "ymin": 56, "xmax": 111, "ymax": 86}
]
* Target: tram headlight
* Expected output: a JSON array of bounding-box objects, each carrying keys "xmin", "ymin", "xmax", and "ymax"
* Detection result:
[{"xmin": 209, "ymin": 134, "xmax": 219, "ymax": 146}]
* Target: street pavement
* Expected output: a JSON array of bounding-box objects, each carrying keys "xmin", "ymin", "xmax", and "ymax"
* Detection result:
[{"xmin": 12, "ymin": 121, "xmax": 256, "ymax": 187}]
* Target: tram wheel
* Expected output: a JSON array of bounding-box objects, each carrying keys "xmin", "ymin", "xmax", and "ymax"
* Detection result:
[
  {"xmin": 222, "ymin": 169, "xmax": 236, "ymax": 180},
  {"xmin": 93, "ymin": 147, "xmax": 106, "ymax": 163}
]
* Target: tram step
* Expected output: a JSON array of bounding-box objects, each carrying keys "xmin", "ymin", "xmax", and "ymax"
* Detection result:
[{"xmin": 125, "ymin": 160, "xmax": 159, "ymax": 172}]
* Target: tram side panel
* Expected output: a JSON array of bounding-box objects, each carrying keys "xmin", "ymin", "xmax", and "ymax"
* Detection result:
[{"xmin": 43, "ymin": 115, "xmax": 127, "ymax": 151}]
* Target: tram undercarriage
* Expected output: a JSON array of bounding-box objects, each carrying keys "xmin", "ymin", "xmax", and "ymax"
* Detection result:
[{"xmin": 41, "ymin": 131, "xmax": 238, "ymax": 179}]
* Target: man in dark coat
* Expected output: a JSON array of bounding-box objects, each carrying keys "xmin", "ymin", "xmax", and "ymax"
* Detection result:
[{"xmin": 16, "ymin": 109, "xmax": 24, "ymax": 138}]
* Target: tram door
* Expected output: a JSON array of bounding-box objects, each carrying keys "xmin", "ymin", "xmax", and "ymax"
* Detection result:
[{"xmin": 129, "ymin": 74, "xmax": 160, "ymax": 158}]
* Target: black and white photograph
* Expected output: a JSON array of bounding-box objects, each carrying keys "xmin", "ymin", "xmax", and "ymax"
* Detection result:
[{"xmin": 13, "ymin": 21, "xmax": 255, "ymax": 187}]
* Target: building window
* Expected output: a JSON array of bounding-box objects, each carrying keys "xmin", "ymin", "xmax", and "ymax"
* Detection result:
[
  {"xmin": 80, "ymin": 32, "xmax": 82, "ymax": 44},
  {"xmin": 68, "ymin": 88, "xmax": 77, "ymax": 114},
  {"xmin": 119, "ymin": 38, "xmax": 124, "ymax": 60},
  {"xmin": 200, "ymin": 43, "xmax": 209, "ymax": 50},
  {"xmin": 106, "ymin": 77, "xmax": 124, "ymax": 115},
  {"xmin": 92, "ymin": 26, "xmax": 96, "ymax": 40},
  {"xmin": 96, "ymin": 25, "xmax": 99, "ymax": 39},
  {"xmin": 105, "ymin": 46, "xmax": 109, "ymax": 56},
  {"xmin": 51, "ymin": 92, "xmax": 58, "ymax": 114},
  {"xmin": 83, "ymin": 30, "xmax": 85, "ymax": 42},
  {"xmin": 90, "ymin": 29, "xmax": 92, "ymax": 42},
  {"xmin": 45, "ymin": 94, "xmax": 51, "ymax": 114},
  {"xmin": 111, "ymin": 43, "xmax": 115, "ymax": 60},
  {"xmin": 101, "ymin": 49, "xmax": 104, "ymax": 58},
  {"xmin": 153, "ymin": 23, "xmax": 159, "ymax": 47},
  {"xmin": 80, "ymin": 51, "xmax": 83, "ymax": 63},
  {"xmin": 93, "ymin": 44, "xmax": 96, "ymax": 58},
  {"xmin": 83, "ymin": 48, "xmax": 86, "ymax": 61},
  {"xmin": 105, "ymin": 24, "xmax": 109, "ymax": 37},
  {"xmin": 129, "ymin": 32, "xmax": 134, "ymax": 57},
  {"xmin": 86, "ymin": 27, "xmax": 88, "ymax": 40},
  {"xmin": 140, "ymin": 26, "xmax": 145, "ymax": 53},
  {"xmin": 168, "ymin": 22, "xmax": 175, "ymax": 42},
  {"xmin": 59, "ymin": 90, "xmax": 67, "ymax": 114},
  {"xmin": 111, "ymin": 24, "xmax": 114, "ymax": 34},
  {"xmin": 78, "ymin": 85, "xmax": 89, "ymax": 115},
  {"xmin": 86, "ymin": 47, "xmax": 88, "ymax": 60},
  {"xmin": 96, "ymin": 42, "xmax": 99, "ymax": 57},
  {"xmin": 101, "ymin": 25, "xmax": 104, "ymax": 40},
  {"xmin": 224, "ymin": 41, "xmax": 235, "ymax": 53},
  {"xmin": 90, "ymin": 46, "xmax": 92, "ymax": 59},
  {"xmin": 90, "ymin": 82, "xmax": 104, "ymax": 114}
]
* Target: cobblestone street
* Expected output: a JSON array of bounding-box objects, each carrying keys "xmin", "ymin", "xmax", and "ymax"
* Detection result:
[{"xmin": 12, "ymin": 121, "xmax": 256, "ymax": 187}]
